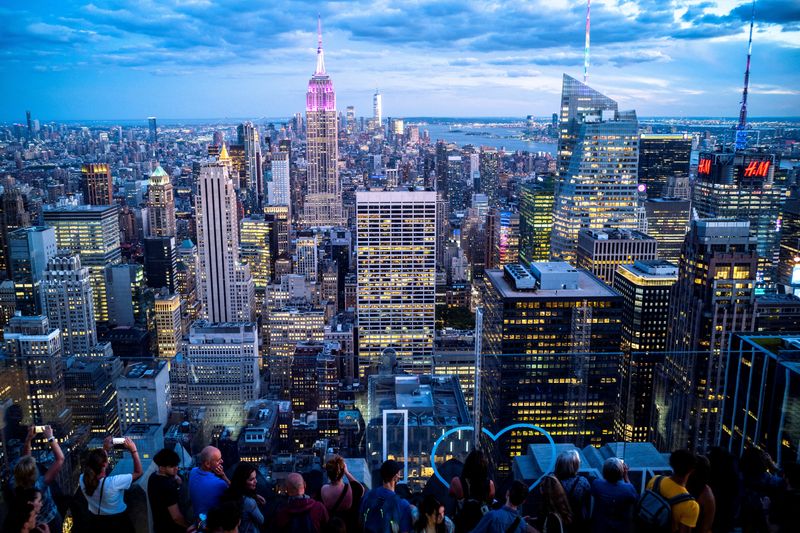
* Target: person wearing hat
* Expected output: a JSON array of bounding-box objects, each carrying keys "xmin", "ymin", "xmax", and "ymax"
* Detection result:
[
  {"xmin": 148, "ymin": 448, "xmax": 192, "ymax": 533},
  {"xmin": 360, "ymin": 460, "xmax": 414, "ymax": 533}
]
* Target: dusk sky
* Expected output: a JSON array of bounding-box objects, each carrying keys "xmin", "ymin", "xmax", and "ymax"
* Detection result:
[{"xmin": 1, "ymin": 0, "xmax": 799, "ymax": 121}]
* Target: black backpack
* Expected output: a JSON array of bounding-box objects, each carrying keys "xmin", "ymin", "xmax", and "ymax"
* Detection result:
[
  {"xmin": 635, "ymin": 475, "xmax": 695, "ymax": 533},
  {"xmin": 453, "ymin": 478, "xmax": 490, "ymax": 533}
]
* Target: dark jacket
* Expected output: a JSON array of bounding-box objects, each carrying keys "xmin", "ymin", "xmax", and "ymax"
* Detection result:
[{"xmin": 274, "ymin": 494, "xmax": 329, "ymax": 532}]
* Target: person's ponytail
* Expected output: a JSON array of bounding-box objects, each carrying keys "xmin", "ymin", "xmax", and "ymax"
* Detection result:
[{"xmin": 83, "ymin": 448, "xmax": 108, "ymax": 497}]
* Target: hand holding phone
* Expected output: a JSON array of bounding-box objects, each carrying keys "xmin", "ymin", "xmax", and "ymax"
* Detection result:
[
  {"xmin": 112, "ymin": 437, "xmax": 127, "ymax": 449},
  {"xmin": 34, "ymin": 425, "xmax": 46, "ymax": 434}
]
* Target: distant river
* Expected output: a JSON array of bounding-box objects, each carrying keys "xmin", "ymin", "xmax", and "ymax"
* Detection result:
[{"xmin": 414, "ymin": 122, "xmax": 556, "ymax": 154}]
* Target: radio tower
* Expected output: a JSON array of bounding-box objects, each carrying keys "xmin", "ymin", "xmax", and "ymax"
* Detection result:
[
  {"xmin": 583, "ymin": 0, "xmax": 591, "ymax": 83},
  {"xmin": 735, "ymin": 1, "xmax": 756, "ymax": 150}
]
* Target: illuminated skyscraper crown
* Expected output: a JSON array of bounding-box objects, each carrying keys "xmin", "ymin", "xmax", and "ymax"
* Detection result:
[{"xmin": 307, "ymin": 16, "xmax": 335, "ymax": 112}]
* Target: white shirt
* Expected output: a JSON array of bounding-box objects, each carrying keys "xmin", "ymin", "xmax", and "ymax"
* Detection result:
[{"xmin": 80, "ymin": 473, "xmax": 133, "ymax": 515}]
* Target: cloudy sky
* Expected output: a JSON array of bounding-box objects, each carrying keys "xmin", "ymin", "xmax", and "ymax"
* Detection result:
[{"xmin": 1, "ymin": 0, "xmax": 798, "ymax": 121}]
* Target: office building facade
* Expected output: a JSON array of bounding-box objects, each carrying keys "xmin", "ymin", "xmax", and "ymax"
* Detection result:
[
  {"xmin": 613, "ymin": 260, "xmax": 678, "ymax": 442},
  {"xmin": 655, "ymin": 220, "xmax": 758, "ymax": 451},
  {"xmin": 637, "ymin": 134, "xmax": 692, "ymax": 200},
  {"xmin": 356, "ymin": 190, "xmax": 436, "ymax": 377},
  {"xmin": 43, "ymin": 253, "xmax": 97, "ymax": 356},
  {"xmin": 43, "ymin": 203, "xmax": 121, "ymax": 323},
  {"xmin": 576, "ymin": 228, "xmax": 658, "ymax": 286}
]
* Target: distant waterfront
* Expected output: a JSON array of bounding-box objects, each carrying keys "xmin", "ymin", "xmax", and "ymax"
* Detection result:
[{"xmin": 416, "ymin": 122, "xmax": 556, "ymax": 154}]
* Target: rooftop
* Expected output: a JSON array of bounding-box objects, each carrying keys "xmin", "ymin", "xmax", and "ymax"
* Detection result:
[
  {"xmin": 487, "ymin": 265, "xmax": 618, "ymax": 300},
  {"xmin": 579, "ymin": 228, "xmax": 655, "ymax": 242},
  {"xmin": 123, "ymin": 360, "xmax": 168, "ymax": 379}
]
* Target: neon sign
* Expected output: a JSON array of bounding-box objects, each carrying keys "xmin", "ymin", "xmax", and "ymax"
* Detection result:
[
  {"xmin": 698, "ymin": 158, "xmax": 712, "ymax": 175},
  {"xmin": 743, "ymin": 160, "xmax": 770, "ymax": 178}
]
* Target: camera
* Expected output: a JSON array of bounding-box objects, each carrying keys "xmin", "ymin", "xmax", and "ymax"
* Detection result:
[
  {"xmin": 112, "ymin": 437, "xmax": 127, "ymax": 449},
  {"xmin": 34, "ymin": 426, "xmax": 46, "ymax": 434}
]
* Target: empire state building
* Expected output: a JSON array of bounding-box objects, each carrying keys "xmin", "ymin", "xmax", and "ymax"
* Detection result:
[{"xmin": 303, "ymin": 19, "xmax": 344, "ymax": 227}]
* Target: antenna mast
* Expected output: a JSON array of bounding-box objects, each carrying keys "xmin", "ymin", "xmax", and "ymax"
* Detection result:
[
  {"xmin": 735, "ymin": 0, "xmax": 756, "ymax": 150},
  {"xmin": 583, "ymin": 0, "xmax": 591, "ymax": 83}
]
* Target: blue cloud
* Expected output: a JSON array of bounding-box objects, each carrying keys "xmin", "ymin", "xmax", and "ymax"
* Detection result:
[{"xmin": 0, "ymin": 1, "xmax": 798, "ymax": 119}]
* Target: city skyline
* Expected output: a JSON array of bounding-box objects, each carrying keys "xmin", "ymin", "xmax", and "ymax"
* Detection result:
[{"xmin": 1, "ymin": 1, "xmax": 799, "ymax": 121}]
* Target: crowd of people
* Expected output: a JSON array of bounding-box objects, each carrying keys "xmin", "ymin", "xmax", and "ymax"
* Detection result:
[{"xmin": 3, "ymin": 428, "xmax": 800, "ymax": 533}]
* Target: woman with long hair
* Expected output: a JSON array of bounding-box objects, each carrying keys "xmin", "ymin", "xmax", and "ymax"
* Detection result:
[
  {"xmin": 79, "ymin": 437, "xmax": 142, "ymax": 532},
  {"xmin": 413, "ymin": 495, "xmax": 454, "ymax": 533},
  {"xmin": 222, "ymin": 462, "xmax": 264, "ymax": 533},
  {"xmin": 538, "ymin": 475, "xmax": 572, "ymax": 533},
  {"xmin": 450, "ymin": 449, "xmax": 496, "ymax": 533},
  {"xmin": 10, "ymin": 425, "xmax": 64, "ymax": 532}
]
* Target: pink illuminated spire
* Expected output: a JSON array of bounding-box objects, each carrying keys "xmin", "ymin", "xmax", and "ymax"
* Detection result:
[
  {"xmin": 307, "ymin": 16, "xmax": 335, "ymax": 112},
  {"xmin": 315, "ymin": 14, "xmax": 326, "ymax": 75}
]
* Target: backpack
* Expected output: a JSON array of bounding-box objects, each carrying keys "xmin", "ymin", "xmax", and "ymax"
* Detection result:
[
  {"xmin": 635, "ymin": 476, "xmax": 695, "ymax": 533},
  {"xmin": 362, "ymin": 491, "xmax": 402, "ymax": 533},
  {"xmin": 453, "ymin": 478, "xmax": 490, "ymax": 533}
]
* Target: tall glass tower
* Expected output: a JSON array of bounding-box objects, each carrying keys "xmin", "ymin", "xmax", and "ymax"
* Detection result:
[{"xmin": 551, "ymin": 75, "xmax": 639, "ymax": 262}]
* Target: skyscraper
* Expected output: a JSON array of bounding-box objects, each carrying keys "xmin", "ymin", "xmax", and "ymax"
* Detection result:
[
  {"xmin": 551, "ymin": 75, "xmax": 638, "ymax": 262},
  {"xmin": 613, "ymin": 260, "xmax": 678, "ymax": 442},
  {"xmin": 0, "ymin": 180, "xmax": 33, "ymax": 278},
  {"xmin": 148, "ymin": 116, "xmax": 157, "ymax": 143},
  {"xmin": 143, "ymin": 236, "xmax": 177, "ymax": 292},
  {"xmin": 479, "ymin": 149, "xmax": 500, "ymax": 207},
  {"xmin": 519, "ymin": 177, "xmax": 554, "ymax": 265},
  {"xmin": 356, "ymin": 190, "xmax": 436, "ymax": 377},
  {"xmin": 154, "ymin": 293, "xmax": 182, "ymax": 360},
  {"xmin": 637, "ymin": 134, "xmax": 692, "ymax": 199},
  {"xmin": 196, "ymin": 159, "xmax": 255, "ymax": 323},
  {"xmin": 576, "ymin": 228, "xmax": 658, "ymax": 286},
  {"xmin": 104, "ymin": 263, "xmax": 147, "ymax": 327},
  {"xmin": 8, "ymin": 226, "xmax": 56, "ymax": 315},
  {"xmin": 2, "ymin": 315, "xmax": 67, "ymax": 428},
  {"xmin": 642, "ymin": 198, "xmax": 691, "ymax": 264},
  {"xmin": 695, "ymin": 150, "xmax": 784, "ymax": 285},
  {"xmin": 239, "ymin": 215, "xmax": 272, "ymax": 315},
  {"xmin": 269, "ymin": 151, "xmax": 291, "ymax": 211},
  {"xmin": 65, "ymin": 358, "xmax": 119, "ymax": 436},
  {"xmin": 43, "ymin": 253, "xmax": 97, "ymax": 356},
  {"xmin": 237, "ymin": 122, "xmax": 264, "ymax": 207},
  {"xmin": 175, "ymin": 321, "xmax": 260, "ymax": 424},
  {"xmin": 655, "ymin": 219, "xmax": 758, "ymax": 451},
  {"xmin": 295, "ymin": 232, "xmax": 319, "ymax": 282},
  {"xmin": 778, "ymin": 199, "xmax": 800, "ymax": 294},
  {"xmin": 147, "ymin": 165, "xmax": 176, "ymax": 237},
  {"xmin": 43, "ymin": 203, "xmax": 121, "ymax": 323},
  {"xmin": 81, "ymin": 163, "xmax": 114, "ymax": 206},
  {"xmin": 478, "ymin": 262, "xmax": 623, "ymax": 456},
  {"xmin": 303, "ymin": 21, "xmax": 344, "ymax": 227},
  {"xmin": 373, "ymin": 89, "xmax": 382, "ymax": 129}
]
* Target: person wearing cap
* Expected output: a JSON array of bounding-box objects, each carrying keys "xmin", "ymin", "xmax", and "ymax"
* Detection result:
[
  {"xmin": 359, "ymin": 460, "xmax": 414, "ymax": 533},
  {"xmin": 148, "ymin": 448, "xmax": 192, "ymax": 533}
]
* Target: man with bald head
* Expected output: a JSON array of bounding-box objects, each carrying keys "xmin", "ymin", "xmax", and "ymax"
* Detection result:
[
  {"xmin": 189, "ymin": 446, "xmax": 230, "ymax": 517},
  {"xmin": 274, "ymin": 472, "xmax": 328, "ymax": 532}
]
